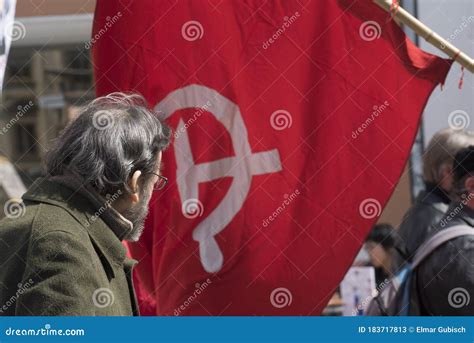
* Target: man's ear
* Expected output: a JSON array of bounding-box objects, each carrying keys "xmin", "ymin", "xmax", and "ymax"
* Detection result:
[
  {"xmin": 128, "ymin": 170, "xmax": 142, "ymax": 203},
  {"xmin": 465, "ymin": 175, "xmax": 474, "ymax": 194}
]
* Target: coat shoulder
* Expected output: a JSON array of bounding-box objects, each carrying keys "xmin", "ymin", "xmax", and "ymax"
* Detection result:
[
  {"xmin": 29, "ymin": 202, "xmax": 90, "ymax": 242},
  {"xmin": 416, "ymin": 235, "xmax": 474, "ymax": 315}
]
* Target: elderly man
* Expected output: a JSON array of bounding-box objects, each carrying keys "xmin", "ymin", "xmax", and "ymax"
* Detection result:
[
  {"xmin": 393, "ymin": 128, "xmax": 474, "ymax": 270},
  {"xmin": 410, "ymin": 146, "xmax": 474, "ymax": 315},
  {"xmin": 0, "ymin": 93, "xmax": 170, "ymax": 316}
]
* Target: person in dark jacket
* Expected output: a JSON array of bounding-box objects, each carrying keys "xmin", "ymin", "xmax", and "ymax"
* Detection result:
[
  {"xmin": 365, "ymin": 224, "xmax": 396, "ymax": 288},
  {"xmin": 411, "ymin": 146, "xmax": 474, "ymax": 315},
  {"xmin": 0, "ymin": 93, "xmax": 171, "ymax": 316},
  {"xmin": 393, "ymin": 128, "xmax": 474, "ymax": 270}
]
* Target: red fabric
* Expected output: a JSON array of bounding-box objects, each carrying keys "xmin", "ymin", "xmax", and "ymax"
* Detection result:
[{"xmin": 93, "ymin": 0, "xmax": 451, "ymax": 315}]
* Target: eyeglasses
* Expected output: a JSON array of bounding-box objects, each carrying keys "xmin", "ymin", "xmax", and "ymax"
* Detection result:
[{"xmin": 147, "ymin": 172, "xmax": 168, "ymax": 191}]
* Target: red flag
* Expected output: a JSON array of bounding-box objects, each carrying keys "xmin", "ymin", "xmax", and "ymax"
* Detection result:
[{"xmin": 93, "ymin": 0, "xmax": 451, "ymax": 315}]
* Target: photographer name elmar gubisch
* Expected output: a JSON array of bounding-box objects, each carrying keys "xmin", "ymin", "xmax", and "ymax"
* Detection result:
[{"xmin": 416, "ymin": 326, "xmax": 466, "ymax": 334}]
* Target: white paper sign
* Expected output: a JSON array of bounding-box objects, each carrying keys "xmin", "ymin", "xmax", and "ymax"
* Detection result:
[
  {"xmin": 340, "ymin": 266, "xmax": 376, "ymax": 316},
  {"xmin": 0, "ymin": 157, "xmax": 26, "ymax": 198},
  {"xmin": 0, "ymin": 0, "xmax": 17, "ymax": 91}
]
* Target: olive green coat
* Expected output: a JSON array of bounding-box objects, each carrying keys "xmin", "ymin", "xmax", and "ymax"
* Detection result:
[{"xmin": 0, "ymin": 177, "xmax": 139, "ymax": 316}]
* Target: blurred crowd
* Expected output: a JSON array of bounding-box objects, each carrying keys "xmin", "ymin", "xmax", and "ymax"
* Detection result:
[{"xmin": 364, "ymin": 128, "xmax": 474, "ymax": 315}]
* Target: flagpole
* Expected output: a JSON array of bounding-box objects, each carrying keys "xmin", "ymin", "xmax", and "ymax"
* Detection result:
[{"xmin": 373, "ymin": 0, "xmax": 474, "ymax": 73}]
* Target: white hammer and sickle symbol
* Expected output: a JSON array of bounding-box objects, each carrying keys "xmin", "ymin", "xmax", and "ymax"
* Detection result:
[{"xmin": 155, "ymin": 84, "xmax": 282, "ymax": 273}]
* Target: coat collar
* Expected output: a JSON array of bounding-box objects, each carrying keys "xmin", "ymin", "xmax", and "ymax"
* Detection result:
[
  {"xmin": 22, "ymin": 176, "xmax": 136, "ymax": 276},
  {"xmin": 446, "ymin": 200, "xmax": 474, "ymax": 227},
  {"xmin": 416, "ymin": 189, "xmax": 450, "ymax": 214},
  {"xmin": 49, "ymin": 172, "xmax": 134, "ymax": 240}
]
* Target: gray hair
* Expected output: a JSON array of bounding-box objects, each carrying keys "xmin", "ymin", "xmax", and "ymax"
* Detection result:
[
  {"xmin": 45, "ymin": 92, "xmax": 171, "ymax": 195},
  {"xmin": 423, "ymin": 128, "xmax": 474, "ymax": 184}
]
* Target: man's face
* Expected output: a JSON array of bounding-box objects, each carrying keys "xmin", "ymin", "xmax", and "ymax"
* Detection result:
[
  {"xmin": 365, "ymin": 242, "xmax": 388, "ymax": 269},
  {"xmin": 123, "ymin": 153, "xmax": 163, "ymax": 241}
]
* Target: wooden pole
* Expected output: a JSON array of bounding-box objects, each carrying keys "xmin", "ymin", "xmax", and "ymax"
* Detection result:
[{"xmin": 373, "ymin": 0, "xmax": 474, "ymax": 73}]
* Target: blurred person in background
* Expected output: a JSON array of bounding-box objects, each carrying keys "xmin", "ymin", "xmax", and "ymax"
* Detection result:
[
  {"xmin": 0, "ymin": 93, "xmax": 171, "ymax": 316},
  {"xmin": 411, "ymin": 146, "xmax": 474, "ymax": 315},
  {"xmin": 393, "ymin": 128, "xmax": 474, "ymax": 270},
  {"xmin": 365, "ymin": 224, "xmax": 396, "ymax": 288}
]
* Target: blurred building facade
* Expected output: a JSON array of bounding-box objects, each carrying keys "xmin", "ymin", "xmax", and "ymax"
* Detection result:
[{"xmin": 0, "ymin": 0, "xmax": 96, "ymax": 191}]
